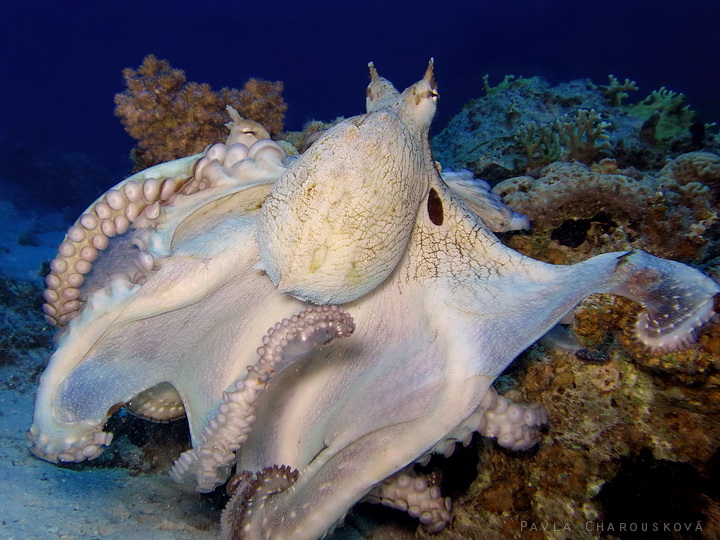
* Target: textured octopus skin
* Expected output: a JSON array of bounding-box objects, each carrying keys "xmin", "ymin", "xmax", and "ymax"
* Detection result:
[{"xmin": 29, "ymin": 62, "xmax": 720, "ymax": 539}]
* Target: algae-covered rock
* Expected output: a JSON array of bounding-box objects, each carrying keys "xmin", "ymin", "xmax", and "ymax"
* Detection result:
[{"xmin": 432, "ymin": 75, "xmax": 718, "ymax": 181}]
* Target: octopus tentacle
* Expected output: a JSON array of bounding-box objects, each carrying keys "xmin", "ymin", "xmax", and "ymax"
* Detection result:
[
  {"xmin": 127, "ymin": 382, "xmax": 186, "ymax": 422},
  {"xmin": 440, "ymin": 169, "xmax": 531, "ymax": 232},
  {"xmin": 221, "ymin": 465, "xmax": 299, "ymax": 540},
  {"xmin": 610, "ymin": 250, "xmax": 720, "ymax": 353},
  {"xmin": 364, "ymin": 468, "xmax": 453, "ymax": 533},
  {"xmin": 27, "ymin": 422, "xmax": 113, "ymax": 463},
  {"xmin": 43, "ymin": 156, "xmax": 200, "ymax": 327},
  {"xmin": 418, "ymin": 387, "xmax": 547, "ymax": 467},
  {"xmin": 182, "ymin": 122, "xmax": 286, "ymax": 195},
  {"xmin": 43, "ymin": 111, "xmax": 287, "ymax": 328},
  {"xmin": 478, "ymin": 390, "xmax": 547, "ymax": 451},
  {"xmin": 188, "ymin": 138, "xmax": 285, "ymax": 194},
  {"xmin": 170, "ymin": 305, "xmax": 355, "ymax": 492}
]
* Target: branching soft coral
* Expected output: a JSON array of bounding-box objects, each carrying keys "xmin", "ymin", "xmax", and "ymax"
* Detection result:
[
  {"xmin": 114, "ymin": 55, "xmax": 287, "ymax": 170},
  {"xmin": 516, "ymin": 109, "xmax": 611, "ymax": 170},
  {"xmin": 599, "ymin": 75, "xmax": 638, "ymax": 106},
  {"xmin": 516, "ymin": 121, "xmax": 561, "ymax": 170},
  {"xmin": 556, "ymin": 109, "xmax": 612, "ymax": 163}
]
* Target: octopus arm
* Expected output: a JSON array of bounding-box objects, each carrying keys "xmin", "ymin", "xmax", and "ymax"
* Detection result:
[
  {"xmin": 28, "ymin": 180, "xmax": 292, "ymax": 463},
  {"xmin": 227, "ymin": 294, "xmax": 494, "ymax": 539},
  {"xmin": 609, "ymin": 251, "xmax": 719, "ymax": 352},
  {"xmin": 416, "ymin": 176, "xmax": 719, "ymax": 379},
  {"xmin": 223, "ymin": 175, "xmax": 719, "ymax": 538}
]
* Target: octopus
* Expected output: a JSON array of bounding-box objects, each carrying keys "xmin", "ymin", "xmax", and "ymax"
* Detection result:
[{"xmin": 29, "ymin": 60, "xmax": 719, "ymax": 539}]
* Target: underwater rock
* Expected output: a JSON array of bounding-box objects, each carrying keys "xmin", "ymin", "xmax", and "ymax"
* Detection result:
[
  {"xmin": 0, "ymin": 276, "xmax": 51, "ymax": 368},
  {"xmin": 492, "ymin": 154, "xmax": 720, "ymax": 264},
  {"xmin": 432, "ymin": 75, "xmax": 719, "ymax": 181}
]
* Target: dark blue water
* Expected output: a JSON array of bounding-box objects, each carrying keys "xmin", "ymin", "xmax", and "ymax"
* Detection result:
[{"xmin": 1, "ymin": 0, "xmax": 718, "ymax": 213}]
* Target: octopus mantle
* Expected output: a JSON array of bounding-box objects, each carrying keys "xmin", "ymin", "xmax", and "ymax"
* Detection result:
[{"xmin": 29, "ymin": 61, "xmax": 719, "ymax": 539}]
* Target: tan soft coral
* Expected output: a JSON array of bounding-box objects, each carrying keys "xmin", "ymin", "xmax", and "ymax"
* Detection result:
[{"xmin": 114, "ymin": 55, "xmax": 287, "ymax": 170}]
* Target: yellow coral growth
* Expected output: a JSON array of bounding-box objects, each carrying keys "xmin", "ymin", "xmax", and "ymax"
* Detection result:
[{"xmin": 114, "ymin": 55, "xmax": 287, "ymax": 170}]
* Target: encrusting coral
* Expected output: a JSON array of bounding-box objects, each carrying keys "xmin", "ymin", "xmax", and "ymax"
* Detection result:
[
  {"xmin": 114, "ymin": 55, "xmax": 287, "ymax": 170},
  {"xmin": 492, "ymin": 152, "xmax": 720, "ymax": 265}
]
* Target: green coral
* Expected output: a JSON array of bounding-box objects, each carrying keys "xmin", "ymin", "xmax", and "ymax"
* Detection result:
[
  {"xmin": 599, "ymin": 75, "xmax": 638, "ymax": 106},
  {"xmin": 517, "ymin": 121, "xmax": 562, "ymax": 170},
  {"xmin": 627, "ymin": 87, "xmax": 695, "ymax": 143},
  {"xmin": 516, "ymin": 109, "xmax": 611, "ymax": 169},
  {"xmin": 482, "ymin": 74, "xmax": 533, "ymax": 96}
]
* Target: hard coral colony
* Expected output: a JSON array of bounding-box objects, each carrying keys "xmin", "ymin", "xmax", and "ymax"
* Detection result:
[{"xmin": 29, "ymin": 58, "xmax": 720, "ymax": 540}]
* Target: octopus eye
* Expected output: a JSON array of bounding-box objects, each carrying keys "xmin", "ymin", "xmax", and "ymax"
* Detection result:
[
  {"xmin": 427, "ymin": 188, "xmax": 444, "ymax": 225},
  {"xmin": 423, "ymin": 89, "xmax": 439, "ymax": 101},
  {"xmin": 241, "ymin": 128, "xmax": 257, "ymax": 135}
]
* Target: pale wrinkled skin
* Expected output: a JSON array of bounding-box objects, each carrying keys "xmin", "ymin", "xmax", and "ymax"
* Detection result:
[
  {"xmin": 29, "ymin": 62, "xmax": 720, "ymax": 539},
  {"xmin": 257, "ymin": 64, "xmax": 438, "ymax": 304}
]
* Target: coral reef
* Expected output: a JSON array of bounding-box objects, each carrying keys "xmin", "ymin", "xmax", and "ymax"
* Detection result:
[
  {"xmin": 0, "ymin": 276, "xmax": 51, "ymax": 367},
  {"xmin": 432, "ymin": 75, "xmax": 719, "ymax": 181},
  {"xmin": 412, "ymin": 150, "xmax": 720, "ymax": 538},
  {"xmin": 426, "ymin": 83, "xmax": 720, "ymax": 537},
  {"xmin": 114, "ymin": 55, "xmax": 287, "ymax": 170},
  {"xmin": 517, "ymin": 109, "xmax": 611, "ymax": 170},
  {"xmin": 492, "ymin": 153, "xmax": 720, "ymax": 264},
  {"xmin": 598, "ymin": 75, "xmax": 638, "ymax": 106}
]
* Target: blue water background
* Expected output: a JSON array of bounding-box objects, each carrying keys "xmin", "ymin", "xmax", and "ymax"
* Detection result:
[{"xmin": 0, "ymin": 0, "xmax": 718, "ymax": 234}]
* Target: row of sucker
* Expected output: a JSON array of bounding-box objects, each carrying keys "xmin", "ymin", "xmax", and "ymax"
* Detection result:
[
  {"xmin": 169, "ymin": 305, "xmax": 355, "ymax": 493},
  {"xmin": 364, "ymin": 468, "xmax": 453, "ymax": 533},
  {"xmin": 42, "ymin": 172, "xmax": 190, "ymax": 326},
  {"xmin": 416, "ymin": 387, "xmax": 548, "ymax": 467},
  {"xmin": 181, "ymin": 137, "xmax": 286, "ymax": 195},
  {"xmin": 27, "ymin": 422, "xmax": 113, "ymax": 464},
  {"xmin": 220, "ymin": 465, "xmax": 299, "ymax": 540},
  {"xmin": 480, "ymin": 391, "xmax": 548, "ymax": 451},
  {"xmin": 127, "ymin": 382, "xmax": 187, "ymax": 422},
  {"xmin": 631, "ymin": 294, "xmax": 718, "ymax": 354},
  {"xmin": 43, "ymin": 125, "xmax": 286, "ymax": 328}
]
